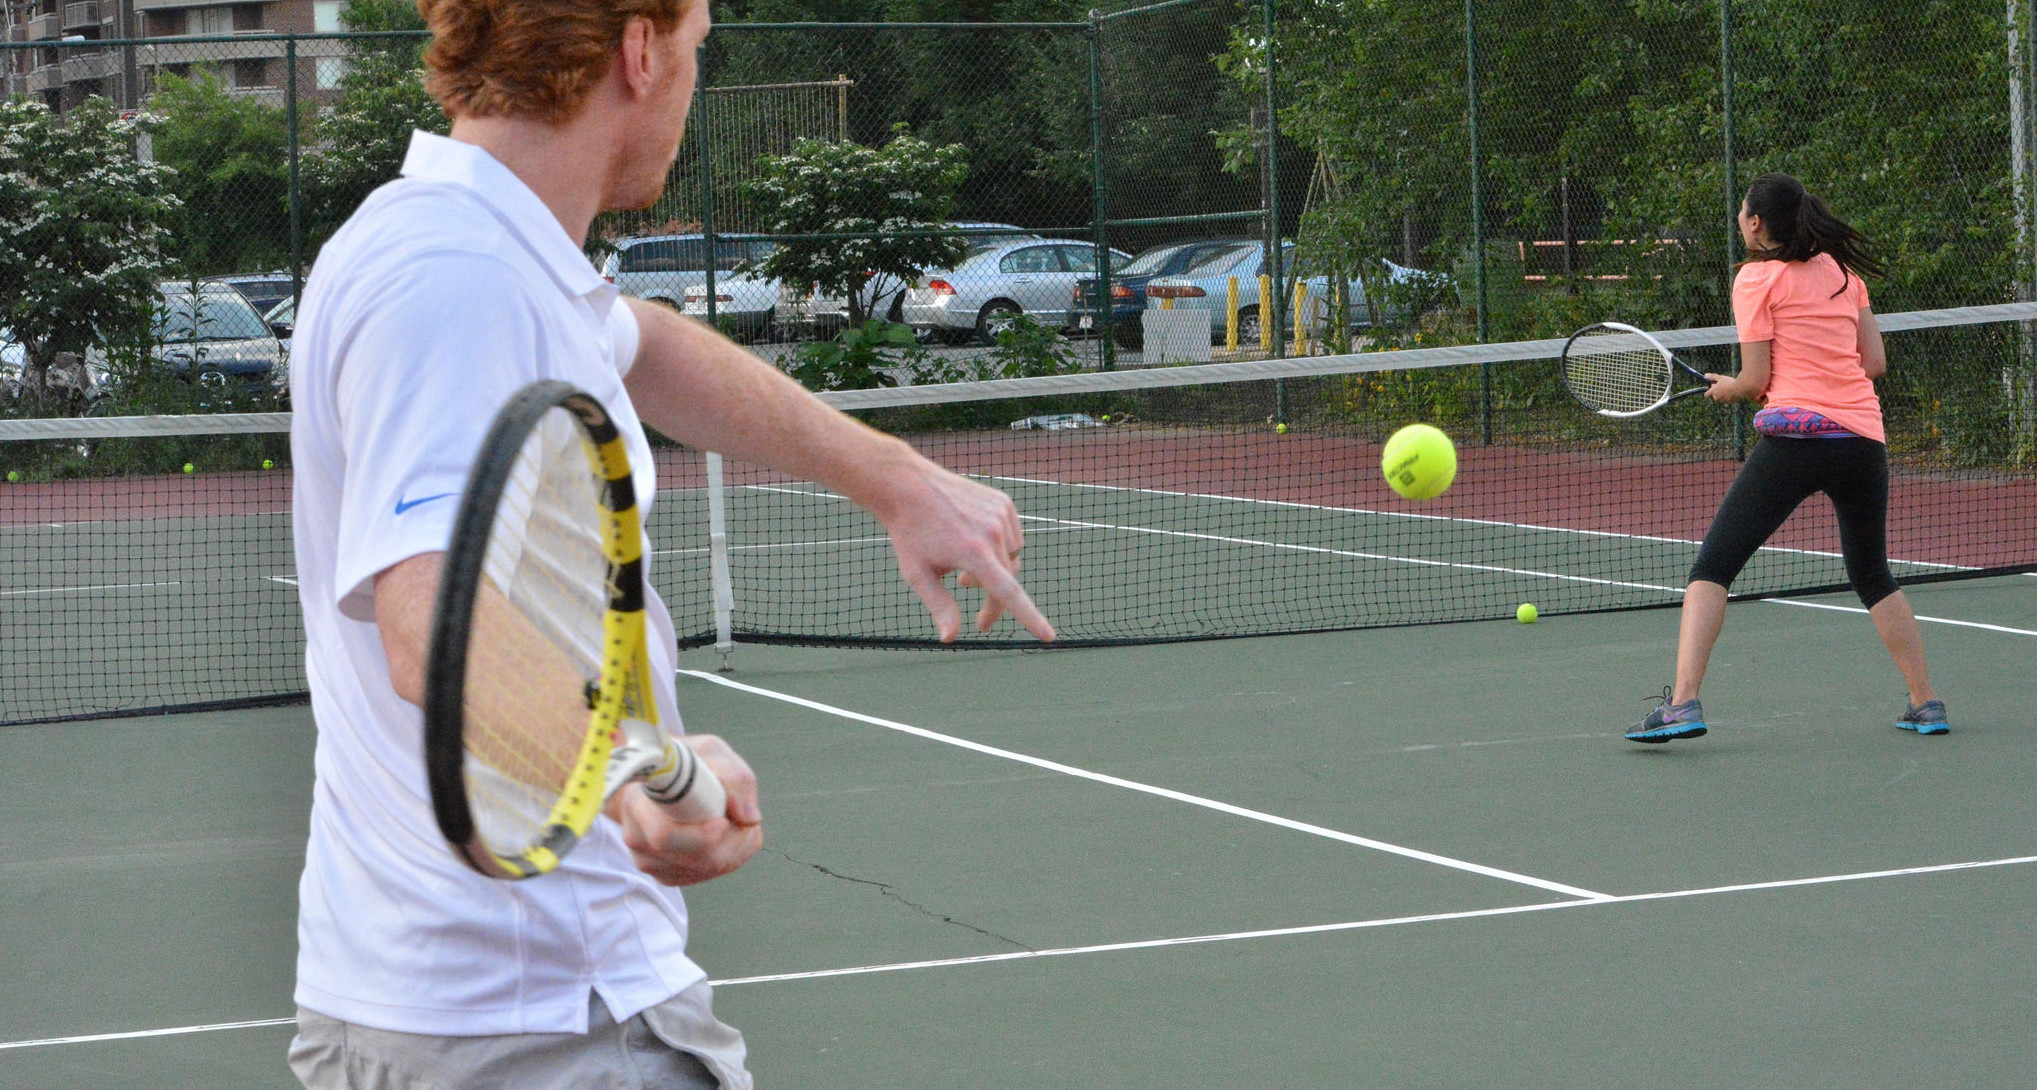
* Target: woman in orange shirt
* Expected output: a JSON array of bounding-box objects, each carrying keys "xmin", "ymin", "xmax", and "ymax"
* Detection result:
[{"xmin": 1628, "ymin": 173, "xmax": 1946, "ymax": 742}]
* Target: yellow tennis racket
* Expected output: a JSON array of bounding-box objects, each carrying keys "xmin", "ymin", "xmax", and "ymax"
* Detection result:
[{"xmin": 423, "ymin": 380, "xmax": 724, "ymax": 880}]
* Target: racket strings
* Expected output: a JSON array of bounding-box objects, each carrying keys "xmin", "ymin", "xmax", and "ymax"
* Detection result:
[
  {"xmin": 1564, "ymin": 329, "xmax": 1672, "ymax": 415},
  {"xmin": 462, "ymin": 408, "xmax": 614, "ymax": 856}
]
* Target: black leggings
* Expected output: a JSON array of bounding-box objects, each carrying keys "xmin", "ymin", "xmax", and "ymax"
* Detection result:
[{"xmin": 1688, "ymin": 435, "xmax": 1901, "ymax": 609}]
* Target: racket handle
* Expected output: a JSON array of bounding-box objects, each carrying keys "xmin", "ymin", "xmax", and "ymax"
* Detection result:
[{"xmin": 641, "ymin": 738, "xmax": 728, "ymax": 824}]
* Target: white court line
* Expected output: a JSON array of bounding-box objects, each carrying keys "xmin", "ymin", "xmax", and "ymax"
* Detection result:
[
  {"xmin": 0, "ymin": 1017, "xmax": 297, "ymax": 1052},
  {"xmin": 728, "ymin": 483, "xmax": 2033, "ymax": 636},
  {"xmin": 1018, "ymin": 513, "xmax": 1684, "ymax": 596},
  {"xmin": 1765, "ymin": 597, "xmax": 2037, "ymax": 637},
  {"xmin": 982, "ymin": 473, "xmax": 1970, "ymax": 572},
  {"xmin": 10, "ymin": 853, "xmax": 2033, "ymax": 1051},
  {"xmin": 678, "ymin": 670, "xmax": 1609, "ymax": 901},
  {"xmin": 0, "ymin": 580, "xmax": 180, "ymax": 598},
  {"xmin": 712, "ymin": 852, "xmax": 2037, "ymax": 986},
  {"xmin": 267, "ymin": 576, "xmax": 298, "ymax": 587}
]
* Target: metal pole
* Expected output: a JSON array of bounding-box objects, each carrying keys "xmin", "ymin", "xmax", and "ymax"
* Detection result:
[
  {"xmin": 119, "ymin": 0, "xmax": 136, "ymax": 109},
  {"xmin": 287, "ymin": 35, "xmax": 302, "ymax": 308},
  {"xmin": 1466, "ymin": 0, "xmax": 1490, "ymax": 444},
  {"xmin": 1263, "ymin": 0, "xmax": 1285, "ymax": 358},
  {"xmin": 1722, "ymin": 0, "xmax": 1745, "ymax": 460},
  {"xmin": 696, "ymin": 46, "xmax": 716, "ymax": 329},
  {"xmin": 1090, "ymin": 10, "xmax": 1114, "ymax": 370},
  {"xmin": 2013, "ymin": 0, "xmax": 2037, "ymax": 458}
]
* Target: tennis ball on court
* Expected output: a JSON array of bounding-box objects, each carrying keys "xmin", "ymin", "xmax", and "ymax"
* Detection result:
[
  {"xmin": 1275, "ymin": 422, "xmax": 1288, "ymax": 434},
  {"xmin": 182, "ymin": 463, "xmax": 194, "ymax": 474},
  {"xmin": 1381, "ymin": 423, "xmax": 1456, "ymax": 500},
  {"xmin": 262, "ymin": 459, "xmax": 274, "ymax": 470},
  {"xmin": 1517, "ymin": 602, "xmax": 1538, "ymax": 624}
]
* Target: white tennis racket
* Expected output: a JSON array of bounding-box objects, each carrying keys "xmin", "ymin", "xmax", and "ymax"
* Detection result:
[{"xmin": 1561, "ymin": 321, "xmax": 1719, "ymax": 418}]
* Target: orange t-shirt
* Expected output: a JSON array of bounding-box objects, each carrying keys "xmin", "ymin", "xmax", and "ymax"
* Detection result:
[
  {"xmin": 1727, "ymin": 253, "xmax": 1882, "ymax": 442},
  {"xmin": 1732, "ymin": 253, "xmax": 1883, "ymax": 442}
]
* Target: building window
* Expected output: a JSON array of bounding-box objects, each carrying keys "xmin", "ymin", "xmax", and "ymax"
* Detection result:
[
  {"xmin": 188, "ymin": 6, "xmax": 232, "ymax": 35},
  {"xmin": 233, "ymin": 58, "xmax": 267, "ymax": 88},
  {"xmin": 313, "ymin": 1, "xmax": 343, "ymax": 33},
  {"xmin": 315, "ymin": 56, "xmax": 348, "ymax": 90}
]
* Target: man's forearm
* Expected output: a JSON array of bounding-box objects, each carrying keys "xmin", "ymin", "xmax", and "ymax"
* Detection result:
[{"xmin": 622, "ymin": 299, "xmax": 930, "ymax": 521}]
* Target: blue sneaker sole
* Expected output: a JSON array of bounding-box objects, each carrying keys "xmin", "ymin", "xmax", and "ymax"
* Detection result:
[
  {"xmin": 1897, "ymin": 721, "xmax": 1950, "ymax": 736},
  {"xmin": 1625, "ymin": 722, "xmax": 1708, "ymax": 743}
]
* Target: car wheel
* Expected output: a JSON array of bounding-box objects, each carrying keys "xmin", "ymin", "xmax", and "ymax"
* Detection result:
[
  {"xmin": 975, "ymin": 301, "xmax": 1022, "ymax": 346},
  {"xmin": 1112, "ymin": 324, "xmax": 1143, "ymax": 351},
  {"xmin": 1235, "ymin": 306, "xmax": 1262, "ymax": 348}
]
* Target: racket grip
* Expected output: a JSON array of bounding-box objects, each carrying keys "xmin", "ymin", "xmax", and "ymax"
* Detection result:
[{"xmin": 641, "ymin": 738, "xmax": 728, "ymax": 824}]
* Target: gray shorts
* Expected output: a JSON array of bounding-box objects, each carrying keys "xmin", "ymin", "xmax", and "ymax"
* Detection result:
[{"xmin": 288, "ymin": 979, "xmax": 752, "ymax": 1090}]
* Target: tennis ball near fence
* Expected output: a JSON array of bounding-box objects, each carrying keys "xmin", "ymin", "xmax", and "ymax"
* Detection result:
[
  {"xmin": 262, "ymin": 459, "xmax": 274, "ymax": 470},
  {"xmin": 1382, "ymin": 423, "xmax": 1457, "ymax": 500},
  {"xmin": 1275, "ymin": 422, "xmax": 1288, "ymax": 434},
  {"xmin": 1517, "ymin": 602, "xmax": 1538, "ymax": 624},
  {"xmin": 182, "ymin": 463, "xmax": 195, "ymax": 474},
  {"xmin": 5, "ymin": 470, "xmax": 16, "ymax": 482}
]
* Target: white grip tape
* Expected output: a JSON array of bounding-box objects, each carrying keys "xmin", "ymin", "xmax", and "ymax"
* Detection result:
[{"xmin": 640, "ymin": 737, "xmax": 728, "ymax": 824}]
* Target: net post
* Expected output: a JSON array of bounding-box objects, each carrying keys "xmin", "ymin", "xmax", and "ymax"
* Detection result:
[{"xmin": 705, "ymin": 452, "xmax": 736, "ymax": 671}]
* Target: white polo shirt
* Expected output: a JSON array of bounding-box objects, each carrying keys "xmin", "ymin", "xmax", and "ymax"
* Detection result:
[{"xmin": 288, "ymin": 131, "xmax": 701, "ymax": 1036}]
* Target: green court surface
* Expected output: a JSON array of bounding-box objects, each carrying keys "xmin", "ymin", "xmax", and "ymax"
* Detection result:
[{"xmin": 3, "ymin": 574, "xmax": 2034, "ymax": 1087}]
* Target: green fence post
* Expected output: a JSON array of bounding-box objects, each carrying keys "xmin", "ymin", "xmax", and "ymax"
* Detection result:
[
  {"xmin": 287, "ymin": 35, "xmax": 303, "ymax": 308},
  {"xmin": 1263, "ymin": 0, "xmax": 1285, "ymax": 359},
  {"xmin": 1090, "ymin": 10, "xmax": 1114, "ymax": 371},
  {"xmin": 1466, "ymin": 0, "xmax": 1491, "ymax": 444},
  {"xmin": 1722, "ymin": 0, "xmax": 1745, "ymax": 460}
]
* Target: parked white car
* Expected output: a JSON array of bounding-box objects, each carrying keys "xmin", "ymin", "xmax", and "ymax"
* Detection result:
[
  {"xmin": 681, "ymin": 273, "xmax": 779, "ymax": 342},
  {"xmin": 600, "ymin": 234, "xmax": 776, "ymax": 309},
  {"xmin": 902, "ymin": 238, "xmax": 1133, "ymax": 344}
]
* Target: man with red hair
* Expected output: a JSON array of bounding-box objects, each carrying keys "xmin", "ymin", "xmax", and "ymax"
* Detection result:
[{"xmin": 285, "ymin": 1, "xmax": 1051, "ymax": 1085}]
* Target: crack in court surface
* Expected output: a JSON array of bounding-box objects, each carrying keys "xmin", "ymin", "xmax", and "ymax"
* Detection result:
[{"xmin": 766, "ymin": 847, "xmax": 1034, "ymax": 953}]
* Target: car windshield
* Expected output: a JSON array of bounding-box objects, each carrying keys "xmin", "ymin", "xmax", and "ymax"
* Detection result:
[
  {"xmin": 157, "ymin": 289, "xmax": 272, "ymax": 341},
  {"xmin": 1179, "ymin": 244, "xmax": 1258, "ymax": 276},
  {"xmin": 1118, "ymin": 245, "xmax": 1193, "ymax": 277}
]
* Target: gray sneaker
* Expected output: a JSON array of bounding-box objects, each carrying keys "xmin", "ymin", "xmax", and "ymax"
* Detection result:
[
  {"xmin": 1627, "ymin": 688, "xmax": 1708, "ymax": 743},
  {"xmin": 1897, "ymin": 699, "xmax": 1950, "ymax": 736}
]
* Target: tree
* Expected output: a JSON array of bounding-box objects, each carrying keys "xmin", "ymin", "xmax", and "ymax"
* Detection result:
[
  {"xmin": 0, "ymin": 97, "xmax": 179, "ymax": 409},
  {"xmin": 303, "ymin": 0, "xmax": 446, "ymax": 246},
  {"xmin": 149, "ymin": 69, "xmax": 294, "ymax": 276},
  {"xmin": 745, "ymin": 126, "xmax": 971, "ymax": 323}
]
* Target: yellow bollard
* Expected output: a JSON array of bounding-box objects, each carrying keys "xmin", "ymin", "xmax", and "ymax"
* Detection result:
[
  {"xmin": 1161, "ymin": 295, "xmax": 1173, "ymax": 310},
  {"xmin": 1225, "ymin": 276, "xmax": 1240, "ymax": 353},
  {"xmin": 1257, "ymin": 273, "xmax": 1273, "ymax": 354},
  {"xmin": 1292, "ymin": 279, "xmax": 1309, "ymax": 354}
]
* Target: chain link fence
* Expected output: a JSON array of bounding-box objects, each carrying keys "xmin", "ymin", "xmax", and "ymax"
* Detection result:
[{"xmin": 3, "ymin": 1, "xmax": 2036, "ymax": 468}]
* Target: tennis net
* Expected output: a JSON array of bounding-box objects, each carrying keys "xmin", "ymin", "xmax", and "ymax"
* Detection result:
[{"xmin": 5, "ymin": 304, "xmax": 2034, "ymax": 723}]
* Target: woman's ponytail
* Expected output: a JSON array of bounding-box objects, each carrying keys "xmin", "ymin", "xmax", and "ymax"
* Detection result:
[{"xmin": 1743, "ymin": 172, "xmax": 1885, "ymax": 294}]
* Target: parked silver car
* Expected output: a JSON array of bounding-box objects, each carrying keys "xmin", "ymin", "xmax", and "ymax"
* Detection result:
[
  {"xmin": 783, "ymin": 222, "xmax": 1046, "ymax": 337},
  {"xmin": 600, "ymin": 234, "xmax": 777, "ymax": 309},
  {"xmin": 902, "ymin": 239, "xmax": 1132, "ymax": 343}
]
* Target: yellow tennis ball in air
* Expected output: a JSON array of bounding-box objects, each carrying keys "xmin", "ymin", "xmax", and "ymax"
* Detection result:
[
  {"xmin": 4, "ymin": 471, "xmax": 17, "ymax": 482},
  {"xmin": 262, "ymin": 459, "xmax": 274, "ymax": 470},
  {"xmin": 182, "ymin": 463, "xmax": 195, "ymax": 474},
  {"xmin": 1275, "ymin": 422, "xmax": 1288, "ymax": 434},
  {"xmin": 1517, "ymin": 602, "xmax": 1538, "ymax": 624},
  {"xmin": 1382, "ymin": 423, "xmax": 1457, "ymax": 500}
]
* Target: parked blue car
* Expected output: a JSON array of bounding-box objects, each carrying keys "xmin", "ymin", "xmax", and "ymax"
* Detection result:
[{"xmin": 1068, "ymin": 238, "xmax": 1262, "ymax": 347}]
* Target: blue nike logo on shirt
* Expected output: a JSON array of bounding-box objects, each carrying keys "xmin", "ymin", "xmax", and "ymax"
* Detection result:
[{"xmin": 394, "ymin": 492, "xmax": 456, "ymax": 515}]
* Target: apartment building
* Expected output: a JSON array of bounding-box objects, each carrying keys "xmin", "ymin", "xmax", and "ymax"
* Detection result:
[{"xmin": 2, "ymin": 0, "xmax": 356, "ymax": 112}]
